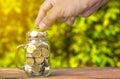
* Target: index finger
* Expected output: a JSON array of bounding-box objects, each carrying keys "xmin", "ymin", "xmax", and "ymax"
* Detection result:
[{"xmin": 34, "ymin": 0, "xmax": 52, "ymax": 28}]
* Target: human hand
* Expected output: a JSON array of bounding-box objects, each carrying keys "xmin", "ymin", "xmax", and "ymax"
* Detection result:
[{"xmin": 35, "ymin": 0, "xmax": 109, "ymax": 30}]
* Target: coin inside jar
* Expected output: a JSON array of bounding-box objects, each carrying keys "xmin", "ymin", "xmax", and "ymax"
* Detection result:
[
  {"xmin": 41, "ymin": 48, "xmax": 49, "ymax": 58},
  {"xmin": 32, "ymin": 49, "xmax": 41, "ymax": 57},
  {"xmin": 37, "ymin": 44, "xmax": 48, "ymax": 49},
  {"xmin": 35, "ymin": 56, "xmax": 44, "ymax": 64},
  {"xmin": 44, "ymin": 59, "xmax": 49, "ymax": 67},
  {"xmin": 32, "ymin": 65, "xmax": 40, "ymax": 73},
  {"xmin": 26, "ymin": 53, "xmax": 33, "ymax": 57},
  {"xmin": 26, "ymin": 57, "xmax": 34, "ymax": 66},
  {"xmin": 27, "ymin": 45, "xmax": 36, "ymax": 53},
  {"xmin": 23, "ymin": 31, "xmax": 50, "ymax": 77}
]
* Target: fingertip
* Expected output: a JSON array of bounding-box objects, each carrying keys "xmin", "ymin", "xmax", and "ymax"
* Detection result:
[
  {"xmin": 39, "ymin": 22, "xmax": 48, "ymax": 31},
  {"xmin": 66, "ymin": 21, "xmax": 73, "ymax": 25},
  {"xmin": 34, "ymin": 23, "xmax": 39, "ymax": 29},
  {"xmin": 66, "ymin": 17, "xmax": 75, "ymax": 25}
]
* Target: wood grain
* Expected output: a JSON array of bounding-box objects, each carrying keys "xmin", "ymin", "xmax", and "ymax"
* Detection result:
[
  {"xmin": 1, "ymin": 68, "xmax": 120, "ymax": 79},
  {"xmin": 0, "ymin": 68, "xmax": 27, "ymax": 79},
  {"xmin": 29, "ymin": 68, "xmax": 120, "ymax": 79}
]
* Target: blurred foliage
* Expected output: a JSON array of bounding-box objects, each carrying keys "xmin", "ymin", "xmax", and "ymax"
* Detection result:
[{"xmin": 0, "ymin": 0, "xmax": 120, "ymax": 68}]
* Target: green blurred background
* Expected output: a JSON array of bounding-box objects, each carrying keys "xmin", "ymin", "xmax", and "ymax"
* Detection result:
[{"xmin": 0, "ymin": 0, "xmax": 120, "ymax": 68}]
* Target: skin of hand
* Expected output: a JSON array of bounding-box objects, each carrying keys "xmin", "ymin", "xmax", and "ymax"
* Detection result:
[{"xmin": 35, "ymin": 0, "xmax": 109, "ymax": 30}]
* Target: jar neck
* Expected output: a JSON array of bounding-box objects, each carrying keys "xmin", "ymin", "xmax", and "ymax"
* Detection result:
[{"xmin": 27, "ymin": 37, "xmax": 47, "ymax": 42}]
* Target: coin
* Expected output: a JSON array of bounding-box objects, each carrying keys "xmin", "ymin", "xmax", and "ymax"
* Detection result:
[
  {"xmin": 26, "ymin": 53, "xmax": 32, "ymax": 57},
  {"xmin": 32, "ymin": 49, "xmax": 41, "ymax": 57},
  {"xmin": 29, "ymin": 31, "xmax": 38, "ymax": 37},
  {"xmin": 32, "ymin": 64, "xmax": 45, "ymax": 75},
  {"xmin": 27, "ymin": 45, "xmax": 36, "ymax": 53},
  {"xmin": 26, "ymin": 57, "xmax": 34, "ymax": 66},
  {"xmin": 32, "ymin": 65, "xmax": 40, "ymax": 73},
  {"xmin": 25, "ymin": 64, "xmax": 32, "ymax": 73},
  {"xmin": 39, "ymin": 66, "xmax": 45, "ymax": 74},
  {"xmin": 35, "ymin": 56, "xmax": 44, "ymax": 64},
  {"xmin": 37, "ymin": 42, "xmax": 48, "ymax": 49},
  {"xmin": 41, "ymin": 48, "xmax": 49, "ymax": 58},
  {"xmin": 44, "ymin": 66, "xmax": 50, "ymax": 75},
  {"xmin": 44, "ymin": 59, "xmax": 49, "ymax": 67}
]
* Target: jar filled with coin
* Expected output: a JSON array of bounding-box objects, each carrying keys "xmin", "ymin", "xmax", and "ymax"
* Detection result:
[{"xmin": 15, "ymin": 31, "xmax": 50, "ymax": 77}]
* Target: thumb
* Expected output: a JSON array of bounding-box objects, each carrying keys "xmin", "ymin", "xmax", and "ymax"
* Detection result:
[{"xmin": 39, "ymin": 8, "xmax": 60, "ymax": 30}]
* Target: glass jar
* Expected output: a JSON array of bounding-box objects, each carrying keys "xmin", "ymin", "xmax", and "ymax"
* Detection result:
[{"xmin": 15, "ymin": 31, "xmax": 50, "ymax": 77}]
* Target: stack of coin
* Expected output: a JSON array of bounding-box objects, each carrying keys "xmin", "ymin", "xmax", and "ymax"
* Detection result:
[
  {"xmin": 24, "ymin": 31, "xmax": 50, "ymax": 77},
  {"xmin": 25, "ymin": 44, "xmax": 49, "ymax": 76}
]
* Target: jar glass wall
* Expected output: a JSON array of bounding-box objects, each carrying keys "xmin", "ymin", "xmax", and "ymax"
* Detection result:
[{"xmin": 15, "ymin": 31, "xmax": 50, "ymax": 77}]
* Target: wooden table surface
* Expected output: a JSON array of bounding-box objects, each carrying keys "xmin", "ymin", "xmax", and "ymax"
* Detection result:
[{"xmin": 1, "ymin": 68, "xmax": 120, "ymax": 79}]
